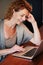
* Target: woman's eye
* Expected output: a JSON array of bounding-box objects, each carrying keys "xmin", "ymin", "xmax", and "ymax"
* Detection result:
[
  {"xmin": 21, "ymin": 15, "xmax": 24, "ymax": 17},
  {"xmin": 25, "ymin": 16, "xmax": 28, "ymax": 18}
]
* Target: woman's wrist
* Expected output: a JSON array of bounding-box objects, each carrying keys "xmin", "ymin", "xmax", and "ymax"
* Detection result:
[
  {"xmin": 31, "ymin": 20, "xmax": 37, "ymax": 26},
  {"xmin": 9, "ymin": 47, "xmax": 16, "ymax": 53}
]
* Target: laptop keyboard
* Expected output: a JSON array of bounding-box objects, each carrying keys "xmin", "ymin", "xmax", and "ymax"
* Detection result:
[{"xmin": 23, "ymin": 48, "xmax": 37, "ymax": 57}]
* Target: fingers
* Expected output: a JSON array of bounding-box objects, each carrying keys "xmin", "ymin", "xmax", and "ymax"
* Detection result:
[
  {"xmin": 17, "ymin": 46, "xmax": 25, "ymax": 52},
  {"xmin": 17, "ymin": 47, "xmax": 25, "ymax": 52},
  {"xmin": 13, "ymin": 45, "xmax": 25, "ymax": 52}
]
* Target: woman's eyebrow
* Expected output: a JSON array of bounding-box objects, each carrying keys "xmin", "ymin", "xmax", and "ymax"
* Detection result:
[
  {"xmin": 21, "ymin": 13, "xmax": 29, "ymax": 17},
  {"xmin": 21, "ymin": 14, "xmax": 25, "ymax": 17}
]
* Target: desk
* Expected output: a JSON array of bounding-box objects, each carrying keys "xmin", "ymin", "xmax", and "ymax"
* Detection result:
[{"xmin": 0, "ymin": 26, "xmax": 43, "ymax": 65}]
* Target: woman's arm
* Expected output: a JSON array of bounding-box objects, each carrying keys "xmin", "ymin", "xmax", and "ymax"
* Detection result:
[
  {"xmin": 0, "ymin": 45, "xmax": 25, "ymax": 56},
  {"xmin": 30, "ymin": 21, "xmax": 41, "ymax": 45},
  {"xmin": 0, "ymin": 48, "xmax": 12, "ymax": 56},
  {"xmin": 27, "ymin": 13, "xmax": 41, "ymax": 45}
]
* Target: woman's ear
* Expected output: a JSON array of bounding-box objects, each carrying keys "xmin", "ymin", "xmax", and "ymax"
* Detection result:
[
  {"xmin": 13, "ymin": 9, "xmax": 17, "ymax": 17},
  {"xmin": 13, "ymin": 9, "xmax": 15, "ymax": 14},
  {"xmin": 13, "ymin": 9, "xmax": 15, "ymax": 12}
]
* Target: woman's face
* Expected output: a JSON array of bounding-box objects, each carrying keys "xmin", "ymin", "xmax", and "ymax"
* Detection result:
[{"xmin": 13, "ymin": 8, "xmax": 29, "ymax": 24}]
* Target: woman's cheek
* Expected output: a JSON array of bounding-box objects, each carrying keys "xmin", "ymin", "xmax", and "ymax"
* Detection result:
[{"xmin": 22, "ymin": 16, "xmax": 26, "ymax": 21}]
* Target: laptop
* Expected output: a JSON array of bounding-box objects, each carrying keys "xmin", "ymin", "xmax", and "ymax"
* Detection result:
[{"xmin": 12, "ymin": 40, "xmax": 43, "ymax": 60}]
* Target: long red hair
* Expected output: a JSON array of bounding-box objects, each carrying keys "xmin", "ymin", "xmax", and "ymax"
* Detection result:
[{"xmin": 4, "ymin": 0, "xmax": 32, "ymax": 20}]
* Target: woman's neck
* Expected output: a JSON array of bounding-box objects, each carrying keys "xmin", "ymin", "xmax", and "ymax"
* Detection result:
[{"xmin": 4, "ymin": 22, "xmax": 16, "ymax": 39}]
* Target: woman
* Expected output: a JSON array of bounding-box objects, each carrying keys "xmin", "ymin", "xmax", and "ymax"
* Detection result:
[{"xmin": 0, "ymin": 0, "xmax": 41, "ymax": 61}]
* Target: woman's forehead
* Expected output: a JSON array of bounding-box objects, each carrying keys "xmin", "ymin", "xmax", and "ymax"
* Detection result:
[{"xmin": 17, "ymin": 8, "xmax": 29, "ymax": 15}]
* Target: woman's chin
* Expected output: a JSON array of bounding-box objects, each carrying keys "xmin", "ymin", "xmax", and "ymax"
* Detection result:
[{"xmin": 16, "ymin": 22, "xmax": 21, "ymax": 25}]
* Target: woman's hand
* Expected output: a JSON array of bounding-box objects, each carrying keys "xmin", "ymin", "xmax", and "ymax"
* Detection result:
[
  {"xmin": 10, "ymin": 45, "xmax": 25, "ymax": 53},
  {"xmin": 26, "ymin": 13, "xmax": 36, "ymax": 24}
]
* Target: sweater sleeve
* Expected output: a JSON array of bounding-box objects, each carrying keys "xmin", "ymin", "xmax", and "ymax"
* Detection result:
[{"xmin": 16, "ymin": 23, "xmax": 33, "ymax": 45}]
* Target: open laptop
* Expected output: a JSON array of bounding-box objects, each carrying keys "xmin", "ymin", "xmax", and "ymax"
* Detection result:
[{"xmin": 12, "ymin": 40, "xmax": 43, "ymax": 60}]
